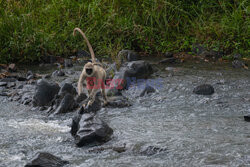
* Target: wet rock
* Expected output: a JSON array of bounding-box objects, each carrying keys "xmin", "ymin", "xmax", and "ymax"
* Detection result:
[
  {"xmin": 54, "ymin": 94, "xmax": 77, "ymax": 114},
  {"xmin": 16, "ymin": 76, "xmax": 27, "ymax": 81},
  {"xmin": 118, "ymin": 50, "xmax": 139, "ymax": 63},
  {"xmin": 232, "ymin": 60, "xmax": 248, "ymax": 69},
  {"xmin": 0, "ymin": 82, "xmax": 7, "ymax": 87},
  {"xmin": 140, "ymin": 146, "xmax": 168, "ymax": 156},
  {"xmin": 244, "ymin": 115, "xmax": 250, "ymax": 122},
  {"xmin": 17, "ymin": 84, "xmax": 24, "ymax": 89},
  {"xmin": 0, "ymin": 78, "xmax": 17, "ymax": 82},
  {"xmin": 21, "ymin": 92, "xmax": 34, "ymax": 105},
  {"xmin": 76, "ymin": 93, "xmax": 88, "ymax": 103},
  {"xmin": 140, "ymin": 85, "xmax": 156, "ymax": 97},
  {"xmin": 0, "ymin": 89, "xmax": 8, "ymax": 96},
  {"xmin": 106, "ymin": 96, "xmax": 132, "ymax": 108},
  {"xmin": 66, "ymin": 70, "xmax": 75, "ymax": 75},
  {"xmin": 126, "ymin": 61, "xmax": 153, "ymax": 78},
  {"xmin": 71, "ymin": 113, "xmax": 113, "ymax": 147},
  {"xmin": 85, "ymin": 96, "xmax": 102, "ymax": 113},
  {"xmin": 159, "ymin": 57, "xmax": 176, "ymax": 64},
  {"xmin": 25, "ymin": 152, "xmax": 69, "ymax": 167},
  {"xmin": 8, "ymin": 63, "xmax": 17, "ymax": 72},
  {"xmin": 70, "ymin": 112, "xmax": 83, "ymax": 136},
  {"xmin": 59, "ymin": 83, "xmax": 77, "ymax": 96},
  {"xmin": 43, "ymin": 74, "xmax": 51, "ymax": 79},
  {"xmin": 107, "ymin": 66, "xmax": 128, "ymax": 91},
  {"xmin": 7, "ymin": 82, "xmax": 16, "ymax": 88},
  {"xmin": 26, "ymin": 71, "xmax": 34, "ymax": 80},
  {"xmin": 107, "ymin": 61, "xmax": 153, "ymax": 94},
  {"xmin": 193, "ymin": 84, "xmax": 214, "ymax": 95},
  {"xmin": 52, "ymin": 70, "xmax": 65, "ymax": 77},
  {"xmin": 32, "ymin": 79, "xmax": 60, "ymax": 106},
  {"xmin": 164, "ymin": 52, "xmax": 174, "ymax": 58},
  {"xmin": 64, "ymin": 59, "xmax": 73, "ymax": 67}
]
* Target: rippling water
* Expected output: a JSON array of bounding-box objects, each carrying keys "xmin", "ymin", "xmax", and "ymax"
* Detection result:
[{"xmin": 0, "ymin": 62, "xmax": 249, "ymax": 167}]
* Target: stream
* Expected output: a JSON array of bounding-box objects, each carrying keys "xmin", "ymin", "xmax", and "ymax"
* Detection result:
[{"xmin": 0, "ymin": 61, "xmax": 250, "ymax": 167}]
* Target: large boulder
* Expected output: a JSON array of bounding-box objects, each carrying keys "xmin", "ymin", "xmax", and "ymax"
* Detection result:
[
  {"xmin": 193, "ymin": 84, "xmax": 214, "ymax": 95},
  {"xmin": 58, "ymin": 83, "xmax": 77, "ymax": 96},
  {"xmin": 32, "ymin": 79, "xmax": 60, "ymax": 106},
  {"xmin": 107, "ymin": 61, "xmax": 153, "ymax": 95},
  {"xmin": 25, "ymin": 152, "xmax": 69, "ymax": 167},
  {"xmin": 71, "ymin": 113, "xmax": 113, "ymax": 147}
]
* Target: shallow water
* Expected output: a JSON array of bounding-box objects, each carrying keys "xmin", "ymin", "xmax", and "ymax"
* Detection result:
[{"xmin": 0, "ymin": 62, "xmax": 250, "ymax": 167}]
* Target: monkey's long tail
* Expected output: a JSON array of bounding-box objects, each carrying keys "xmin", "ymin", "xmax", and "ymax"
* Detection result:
[{"xmin": 73, "ymin": 28, "xmax": 96, "ymax": 63}]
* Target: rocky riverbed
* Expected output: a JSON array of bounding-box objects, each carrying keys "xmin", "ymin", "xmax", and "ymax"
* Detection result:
[{"xmin": 0, "ymin": 55, "xmax": 249, "ymax": 167}]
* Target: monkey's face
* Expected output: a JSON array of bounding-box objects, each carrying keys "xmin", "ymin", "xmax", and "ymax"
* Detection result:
[{"xmin": 84, "ymin": 62, "xmax": 94, "ymax": 76}]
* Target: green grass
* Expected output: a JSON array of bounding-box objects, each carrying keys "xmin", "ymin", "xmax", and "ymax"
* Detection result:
[{"xmin": 0, "ymin": 0, "xmax": 249, "ymax": 63}]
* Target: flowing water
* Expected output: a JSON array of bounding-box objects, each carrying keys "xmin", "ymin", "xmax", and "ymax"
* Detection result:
[{"xmin": 0, "ymin": 61, "xmax": 250, "ymax": 167}]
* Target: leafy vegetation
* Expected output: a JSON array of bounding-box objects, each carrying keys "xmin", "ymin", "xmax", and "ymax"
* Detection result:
[{"xmin": 0, "ymin": 0, "xmax": 249, "ymax": 63}]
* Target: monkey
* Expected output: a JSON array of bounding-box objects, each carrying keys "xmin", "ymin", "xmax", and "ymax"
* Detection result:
[{"xmin": 73, "ymin": 28, "xmax": 108, "ymax": 108}]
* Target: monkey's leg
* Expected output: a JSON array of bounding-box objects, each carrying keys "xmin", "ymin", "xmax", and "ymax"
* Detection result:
[
  {"xmin": 101, "ymin": 81, "xmax": 108, "ymax": 105},
  {"xmin": 77, "ymin": 71, "xmax": 86, "ymax": 95},
  {"xmin": 86, "ymin": 88, "xmax": 98, "ymax": 106}
]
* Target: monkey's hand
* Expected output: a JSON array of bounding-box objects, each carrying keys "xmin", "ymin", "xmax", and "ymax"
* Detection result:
[{"xmin": 103, "ymin": 100, "xmax": 108, "ymax": 106}]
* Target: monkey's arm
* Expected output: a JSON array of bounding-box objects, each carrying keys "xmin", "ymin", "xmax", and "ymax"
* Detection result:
[
  {"xmin": 77, "ymin": 71, "xmax": 86, "ymax": 95},
  {"xmin": 86, "ymin": 88, "xmax": 98, "ymax": 106}
]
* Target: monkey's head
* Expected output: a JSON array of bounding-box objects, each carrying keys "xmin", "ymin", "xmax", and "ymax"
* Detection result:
[{"xmin": 84, "ymin": 62, "xmax": 94, "ymax": 76}]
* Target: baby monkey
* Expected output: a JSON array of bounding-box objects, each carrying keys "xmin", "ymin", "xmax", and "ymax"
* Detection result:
[{"xmin": 73, "ymin": 28, "xmax": 108, "ymax": 108}]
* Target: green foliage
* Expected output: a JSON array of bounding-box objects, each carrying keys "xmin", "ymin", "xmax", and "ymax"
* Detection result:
[{"xmin": 0, "ymin": 0, "xmax": 249, "ymax": 63}]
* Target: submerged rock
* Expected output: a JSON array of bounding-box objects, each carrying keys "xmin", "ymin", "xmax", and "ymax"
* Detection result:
[
  {"xmin": 140, "ymin": 146, "xmax": 168, "ymax": 156},
  {"xmin": 193, "ymin": 84, "xmax": 214, "ymax": 95},
  {"xmin": 32, "ymin": 79, "xmax": 60, "ymax": 106},
  {"xmin": 25, "ymin": 152, "xmax": 69, "ymax": 167},
  {"xmin": 140, "ymin": 85, "xmax": 156, "ymax": 97},
  {"xmin": 71, "ymin": 113, "xmax": 113, "ymax": 147}
]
